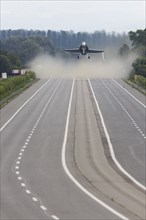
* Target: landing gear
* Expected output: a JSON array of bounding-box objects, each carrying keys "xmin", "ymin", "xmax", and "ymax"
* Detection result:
[
  {"xmin": 88, "ymin": 56, "xmax": 90, "ymax": 59},
  {"xmin": 78, "ymin": 55, "xmax": 80, "ymax": 59}
]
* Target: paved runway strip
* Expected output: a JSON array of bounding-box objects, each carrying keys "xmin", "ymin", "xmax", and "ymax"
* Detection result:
[{"xmin": 1, "ymin": 78, "xmax": 145, "ymax": 219}]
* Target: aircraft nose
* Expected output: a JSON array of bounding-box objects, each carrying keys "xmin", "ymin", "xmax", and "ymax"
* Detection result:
[{"xmin": 82, "ymin": 41, "xmax": 86, "ymax": 46}]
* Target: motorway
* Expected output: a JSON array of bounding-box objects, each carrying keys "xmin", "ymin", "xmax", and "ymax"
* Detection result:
[{"xmin": 0, "ymin": 78, "xmax": 145, "ymax": 220}]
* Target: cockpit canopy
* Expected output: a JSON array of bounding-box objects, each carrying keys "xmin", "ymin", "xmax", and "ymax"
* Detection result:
[{"xmin": 81, "ymin": 41, "xmax": 86, "ymax": 46}]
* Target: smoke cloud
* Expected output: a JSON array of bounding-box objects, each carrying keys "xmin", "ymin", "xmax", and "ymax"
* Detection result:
[{"xmin": 29, "ymin": 53, "xmax": 136, "ymax": 79}]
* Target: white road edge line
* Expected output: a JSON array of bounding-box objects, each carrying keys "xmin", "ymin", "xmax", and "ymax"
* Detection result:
[
  {"xmin": 61, "ymin": 80, "xmax": 129, "ymax": 220},
  {"xmin": 102, "ymin": 80, "xmax": 145, "ymax": 138},
  {"xmin": 88, "ymin": 79, "xmax": 146, "ymax": 191},
  {"xmin": 11, "ymin": 80, "xmax": 63, "ymax": 218},
  {"xmin": 51, "ymin": 215, "xmax": 60, "ymax": 220},
  {"xmin": 0, "ymin": 78, "xmax": 51, "ymax": 132},
  {"xmin": 112, "ymin": 79, "xmax": 146, "ymax": 108}
]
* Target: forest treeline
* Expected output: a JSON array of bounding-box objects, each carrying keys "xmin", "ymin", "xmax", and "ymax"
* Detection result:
[
  {"xmin": 0, "ymin": 29, "xmax": 145, "ymax": 81},
  {"xmin": 0, "ymin": 29, "xmax": 130, "ymax": 74},
  {"xmin": 129, "ymin": 29, "xmax": 146, "ymax": 78},
  {"xmin": 0, "ymin": 29, "xmax": 130, "ymax": 49}
]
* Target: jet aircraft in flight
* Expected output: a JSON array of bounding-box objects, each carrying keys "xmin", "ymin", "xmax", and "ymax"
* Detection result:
[{"xmin": 64, "ymin": 41, "xmax": 104, "ymax": 59}]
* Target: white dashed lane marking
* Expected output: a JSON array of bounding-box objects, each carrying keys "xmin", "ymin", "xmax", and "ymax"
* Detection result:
[
  {"xmin": 32, "ymin": 197, "xmax": 38, "ymax": 202},
  {"xmin": 52, "ymin": 215, "xmax": 60, "ymax": 220},
  {"xmin": 12, "ymin": 80, "xmax": 62, "ymax": 219},
  {"xmin": 89, "ymin": 79, "xmax": 146, "ymax": 192},
  {"xmin": 102, "ymin": 81, "xmax": 146, "ymax": 139},
  {"xmin": 40, "ymin": 205, "xmax": 47, "ymax": 211},
  {"xmin": 26, "ymin": 189, "xmax": 31, "ymax": 194},
  {"xmin": 18, "ymin": 176, "xmax": 22, "ymax": 180},
  {"xmin": 112, "ymin": 79, "xmax": 146, "ymax": 108},
  {"xmin": 21, "ymin": 183, "xmax": 26, "ymax": 187}
]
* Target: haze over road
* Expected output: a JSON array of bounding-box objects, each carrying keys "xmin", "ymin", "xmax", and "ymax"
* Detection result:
[{"xmin": 0, "ymin": 78, "xmax": 145, "ymax": 219}]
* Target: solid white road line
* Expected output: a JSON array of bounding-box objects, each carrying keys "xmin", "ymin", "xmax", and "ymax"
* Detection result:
[
  {"xmin": 88, "ymin": 79, "xmax": 146, "ymax": 191},
  {"xmin": 61, "ymin": 80, "xmax": 129, "ymax": 220},
  {"xmin": 102, "ymin": 80, "xmax": 145, "ymax": 139},
  {"xmin": 0, "ymin": 78, "xmax": 51, "ymax": 132},
  {"xmin": 112, "ymin": 79, "xmax": 146, "ymax": 108},
  {"xmin": 12, "ymin": 80, "xmax": 62, "ymax": 219}
]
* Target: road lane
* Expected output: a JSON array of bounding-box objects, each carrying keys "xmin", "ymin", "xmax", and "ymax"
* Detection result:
[
  {"xmin": 12, "ymin": 79, "xmax": 123, "ymax": 220},
  {"xmin": 112, "ymin": 79, "xmax": 146, "ymax": 106},
  {"xmin": 0, "ymin": 79, "xmax": 52, "ymax": 128},
  {"xmin": 105, "ymin": 79, "xmax": 145, "ymax": 135},
  {"xmin": 65, "ymin": 80, "xmax": 145, "ymax": 220},
  {"xmin": 1, "ymin": 79, "xmax": 63, "ymax": 219},
  {"xmin": 1, "ymin": 78, "xmax": 145, "ymax": 219},
  {"xmin": 1, "ymin": 79, "xmax": 121, "ymax": 219},
  {"xmin": 90, "ymin": 79, "xmax": 146, "ymax": 187}
]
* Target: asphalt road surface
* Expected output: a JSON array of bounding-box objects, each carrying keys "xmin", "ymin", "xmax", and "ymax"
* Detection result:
[{"xmin": 0, "ymin": 78, "xmax": 145, "ymax": 220}]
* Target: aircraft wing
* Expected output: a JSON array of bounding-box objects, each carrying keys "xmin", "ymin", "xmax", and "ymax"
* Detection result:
[
  {"xmin": 88, "ymin": 49, "xmax": 104, "ymax": 53},
  {"xmin": 64, "ymin": 49, "xmax": 80, "ymax": 53}
]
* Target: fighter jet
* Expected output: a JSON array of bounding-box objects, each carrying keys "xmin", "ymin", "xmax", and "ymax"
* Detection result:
[{"xmin": 64, "ymin": 41, "xmax": 104, "ymax": 59}]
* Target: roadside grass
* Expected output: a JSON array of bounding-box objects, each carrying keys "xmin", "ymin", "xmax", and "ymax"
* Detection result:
[
  {"xmin": 124, "ymin": 75, "xmax": 146, "ymax": 95},
  {"xmin": 0, "ymin": 72, "xmax": 38, "ymax": 108},
  {"xmin": 124, "ymin": 79, "xmax": 146, "ymax": 95}
]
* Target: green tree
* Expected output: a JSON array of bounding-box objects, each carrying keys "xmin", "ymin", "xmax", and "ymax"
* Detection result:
[
  {"xmin": 19, "ymin": 39, "xmax": 42, "ymax": 64},
  {"xmin": 119, "ymin": 44, "xmax": 130, "ymax": 57},
  {"xmin": 30, "ymin": 36, "xmax": 55, "ymax": 54},
  {"xmin": 7, "ymin": 53, "xmax": 21, "ymax": 69},
  {"xmin": 129, "ymin": 29, "xmax": 146, "ymax": 46},
  {"xmin": 2, "ymin": 37, "xmax": 22, "ymax": 55},
  {"xmin": 0, "ymin": 55, "xmax": 11, "ymax": 75},
  {"xmin": 132, "ymin": 57, "xmax": 146, "ymax": 77},
  {"xmin": 129, "ymin": 29, "xmax": 146, "ymax": 78},
  {"xmin": 129, "ymin": 29, "xmax": 146, "ymax": 56}
]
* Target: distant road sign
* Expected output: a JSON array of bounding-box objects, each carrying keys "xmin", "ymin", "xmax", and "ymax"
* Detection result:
[{"xmin": 2, "ymin": 72, "xmax": 7, "ymax": 79}]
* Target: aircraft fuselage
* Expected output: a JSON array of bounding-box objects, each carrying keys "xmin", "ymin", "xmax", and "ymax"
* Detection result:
[
  {"xmin": 64, "ymin": 41, "xmax": 104, "ymax": 59},
  {"xmin": 79, "ymin": 42, "xmax": 89, "ymax": 55}
]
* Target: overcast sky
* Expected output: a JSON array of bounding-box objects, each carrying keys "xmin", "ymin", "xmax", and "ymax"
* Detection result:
[{"xmin": 1, "ymin": 0, "xmax": 145, "ymax": 33}]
